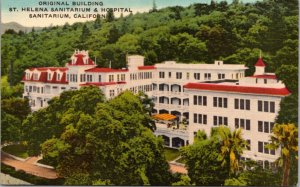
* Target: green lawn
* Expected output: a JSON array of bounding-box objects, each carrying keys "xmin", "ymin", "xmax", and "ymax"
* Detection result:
[
  {"xmin": 2, "ymin": 144, "xmax": 29, "ymax": 159},
  {"xmin": 176, "ymin": 157, "xmax": 186, "ymax": 164},
  {"xmin": 164, "ymin": 147, "xmax": 181, "ymax": 161}
]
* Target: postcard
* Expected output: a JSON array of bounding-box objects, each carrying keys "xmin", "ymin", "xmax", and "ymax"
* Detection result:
[{"xmin": 1, "ymin": 0, "xmax": 298, "ymax": 186}]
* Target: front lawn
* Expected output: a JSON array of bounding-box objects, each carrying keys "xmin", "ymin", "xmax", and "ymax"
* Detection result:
[
  {"xmin": 2, "ymin": 144, "xmax": 29, "ymax": 159},
  {"xmin": 164, "ymin": 147, "xmax": 181, "ymax": 161}
]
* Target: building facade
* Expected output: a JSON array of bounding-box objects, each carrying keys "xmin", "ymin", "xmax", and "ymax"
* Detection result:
[{"xmin": 22, "ymin": 50, "xmax": 290, "ymax": 166}]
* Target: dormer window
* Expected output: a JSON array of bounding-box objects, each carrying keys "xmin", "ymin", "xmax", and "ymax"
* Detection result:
[
  {"xmin": 57, "ymin": 73, "xmax": 61, "ymax": 81},
  {"xmin": 48, "ymin": 73, "xmax": 51, "ymax": 80},
  {"xmin": 33, "ymin": 73, "xmax": 39, "ymax": 80},
  {"xmin": 26, "ymin": 73, "xmax": 30, "ymax": 80}
]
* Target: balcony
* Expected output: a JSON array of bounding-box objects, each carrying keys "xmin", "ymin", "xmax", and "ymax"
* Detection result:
[{"xmin": 155, "ymin": 122, "xmax": 189, "ymax": 138}]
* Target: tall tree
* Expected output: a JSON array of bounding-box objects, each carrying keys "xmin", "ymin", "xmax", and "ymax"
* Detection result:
[
  {"xmin": 106, "ymin": 9, "xmax": 115, "ymax": 22},
  {"xmin": 211, "ymin": 126, "xmax": 248, "ymax": 176},
  {"xmin": 267, "ymin": 123, "xmax": 298, "ymax": 186}
]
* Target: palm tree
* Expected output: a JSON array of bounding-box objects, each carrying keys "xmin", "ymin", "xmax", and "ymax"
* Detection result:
[
  {"xmin": 267, "ymin": 123, "xmax": 298, "ymax": 186},
  {"xmin": 211, "ymin": 126, "xmax": 248, "ymax": 176}
]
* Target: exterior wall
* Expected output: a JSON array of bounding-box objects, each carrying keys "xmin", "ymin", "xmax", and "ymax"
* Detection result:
[{"xmin": 186, "ymin": 89, "xmax": 282, "ymax": 162}]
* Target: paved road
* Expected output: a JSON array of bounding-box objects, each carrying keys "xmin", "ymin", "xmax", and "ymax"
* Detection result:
[
  {"xmin": 1, "ymin": 152, "xmax": 58, "ymax": 179},
  {"xmin": 2, "ymin": 151, "xmax": 187, "ymax": 179}
]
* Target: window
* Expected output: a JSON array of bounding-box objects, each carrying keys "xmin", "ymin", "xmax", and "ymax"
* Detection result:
[
  {"xmin": 48, "ymin": 73, "xmax": 51, "ymax": 80},
  {"xmin": 109, "ymin": 75, "xmax": 114, "ymax": 82},
  {"xmin": 258, "ymin": 100, "xmax": 263, "ymax": 111},
  {"xmin": 213, "ymin": 116, "xmax": 228, "ymax": 126},
  {"xmin": 169, "ymin": 72, "xmax": 172, "ymax": 78},
  {"xmin": 176, "ymin": 72, "xmax": 182, "ymax": 79},
  {"xmin": 194, "ymin": 114, "xmax": 207, "ymax": 124},
  {"xmin": 194, "ymin": 73, "xmax": 200, "ymax": 80},
  {"xmin": 218, "ymin": 73, "xmax": 225, "ymax": 79},
  {"xmin": 204, "ymin": 73, "xmax": 211, "ymax": 80},
  {"xmin": 258, "ymin": 141, "xmax": 275, "ymax": 155},
  {"xmin": 99, "ymin": 75, "xmax": 102, "ymax": 82},
  {"xmin": 194, "ymin": 113, "xmax": 197, "ymax": 123},
  {"xmin": 264, "ymin": 79, "xmax": 267, "ymax": 84},
  {"xmin": 121, "ymin": 74, "xmax": 125, "ymax": 81},
  {"xmin": 235, "ymin": 99, "xmax": 239, "ymax": 109},
  {"xmin": 87, "ymin": 75, "xmax": 93, "ymax": 82},
  {"xmin": 264, "ymin": 101, "xmax": 269, "ymax": 112},
  {"xmin": 270, "ymin": 102, "xmax": 275, "ymax": 113},
  {"xmin": 194, "ymin": 95, "xmax": 207, "ymax": 106},
  {"xmin": 57, "ymin": 74, "xmax": 61, "ymax": 81},
  {"xmin": 235, "ymin": 118, "xmax": 251, "ymax": 130},
  {"xmin": 258, "ymin": 101, "xmax": 275, "ymax": 113},
  {"xmin": 213, "ymin": 97, "xmax": 227, "ymax": 108},
  {"xmin": 33, "ymin": 73, "xmax": 39, "ymax": 80},
  {"xmin": 159, "ymin": 72, "xmax": 165, "ymax": 78},
  {"xmin": 258, "ymin": 121, "xmax": 275, "ymax": 133},
  {"xmin": 258, "ymin": 141, "xmax": 263, "ymax": 153},
  {"xmin": 235, "ymin": 99, "xmax": 250, "ymax": 110}
]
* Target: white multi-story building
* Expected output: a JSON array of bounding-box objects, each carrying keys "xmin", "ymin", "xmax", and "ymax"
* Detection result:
[{"xmin": 22, "ymin": 50, "xmax": 290, "ymax": 167}]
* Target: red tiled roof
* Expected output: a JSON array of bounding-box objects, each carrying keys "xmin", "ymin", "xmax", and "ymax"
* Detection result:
[
  {"xmin": 79, "ymin": 82, "xmax": 126, "ymax": 86},
  {"xmin": 184, "ymin": 83, "xmax": 290, "ymax": 96},
  {"xmin": 22, "ymin": 72, "xmax": 68, "ymax": 84},
  {"xmin": 67, "ymin": 54, "xmax": 95, "ymax": 66},
  {"xmin": 85, "ymin": 68, "xmax": 128, "ymax": 73},
  {"xmin": 138, "ymin": 66, "xmax": 156, "ymax": 70},
  {"xmin": 29, "ymin": 67, "xmax": 68, "ymax": 72},
  {"xmin": 255, "ymin": 58, "xmax": 266, "ymax": 67},
  {"xmin": 250, "ymin": 74, "xmax": 277, "ymax": 79}
]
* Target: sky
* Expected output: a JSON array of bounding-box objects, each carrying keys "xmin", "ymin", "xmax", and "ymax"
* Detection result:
[{"xmin": 1, "ymin": 0, "xmax": 260, "ymax": 27}]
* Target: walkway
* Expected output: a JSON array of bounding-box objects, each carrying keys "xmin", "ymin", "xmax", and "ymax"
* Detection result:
[
  {"xmin": 1, "ymin": 152, "xmax": 58, "ymax": 179},
  {"xmin": 168, "ymin": 156, "xmax": 188, "ymax": 174}
]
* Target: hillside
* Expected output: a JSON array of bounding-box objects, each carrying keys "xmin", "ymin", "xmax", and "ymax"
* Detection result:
[
  {"xmin": 1, "ymin": 0, "xmax": 298, "ymax": 87},
  {"xmin": 1, "ymin": 22, "xmax": 43, "ymax": 34}
]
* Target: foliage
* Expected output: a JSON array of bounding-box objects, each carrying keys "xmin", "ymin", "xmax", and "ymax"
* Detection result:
[
  {"xmin": 172, "ymin": 175, "xmax": 192, "ymax": 186},
  {"xmin": 1, "ymin": 76, "xmax": 24, "ymax": 99},
  {"xmin": 226, "ymin": 164, "xmax": 281, "ymax": 186},
  {"xmin": 276, "ymin": 94, "xmax": 298, "ymax": 124},
  {"xmin": 211, "ymin": 126, "xmax": 248, "ymax": 176},
  {"xmin": 22, "ymin": 86, "xmax": 105, "ymax": 155},
  {"xmin": 1, "ymin": 112, "xmax": 22, "ymax": 143},
  {"xmin": 266, "ymin": 123, "xmax": 298, "ymax": 186},
  {"xmin": 40, "ymin": 91, "xmax": 171, "ymax": 185},
  {"xmin": 1, "ymin": 0, "xmax": 298, "ymax": 87},
  {"xmin": 1, "ymin": 97, "xmax": 31, "ymax": 121}
]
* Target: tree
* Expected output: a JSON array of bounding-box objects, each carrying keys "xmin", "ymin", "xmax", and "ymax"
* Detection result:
[
  {"xmin": 150, "ymin": 0, "xmax": 158, "ymax": 13},
  {"xmin": 181, "ymin": 130, "xmax": 230, "ymax": 185},
  {"xmin": 1, "ymin": 97, "xmax": 31, "ymax": 121},
  {"xmin": 1, "ymin": 112, "xmax": 22, "ymax": 143},
  {"xmin": 22, "ymin": 86, "xmax": 105, "ymax": 155},
  {"xmin": 211, "ymin": 126, "xmax": 248, "ymax": 176},
  {"xmin": 266, "ymin": 123, "xmax": 298, "ymax": 186},
  {"xmin": 106, "ymin": 9, "xmax": 115, "ymax": 22},
  {"xmin": 275, "ymin": 65, "xmax": 298, "ymax": 94},
  {"xmin": 41, "ymin": 91, "xmax": 171, "ymax": 185},
  {"xmin": 93, "ymin": 14, "xmax": 102, "ymax": 29}
]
